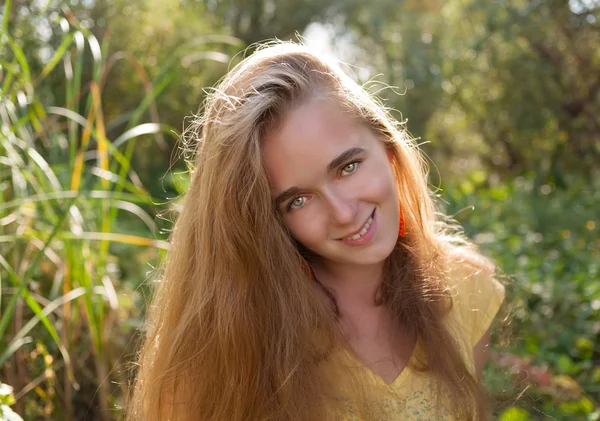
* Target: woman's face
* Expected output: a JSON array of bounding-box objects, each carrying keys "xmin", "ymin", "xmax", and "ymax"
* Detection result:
[{"xmin": 263, "ymin": 98, "xmax": 400, "ymax": 267}]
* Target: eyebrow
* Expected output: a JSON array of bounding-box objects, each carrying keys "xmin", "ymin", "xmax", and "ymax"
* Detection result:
[{"xmin": 274, "ymin": 147, "xmax": 366, "ymax": 208}]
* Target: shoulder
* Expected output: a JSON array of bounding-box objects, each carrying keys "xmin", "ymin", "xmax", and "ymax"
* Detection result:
[{"xmin": 445, "ymin": 253, "xmax": 506, "ymax": 347}]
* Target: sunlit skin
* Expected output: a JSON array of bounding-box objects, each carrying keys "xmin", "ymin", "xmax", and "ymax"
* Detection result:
[
  {"xmin": 263, "ymin": 97, "xmax": 410, "ymax": 383},
  {"xmin": 264, "ymin": 98, "xmax": 399, "ymax": 276}
]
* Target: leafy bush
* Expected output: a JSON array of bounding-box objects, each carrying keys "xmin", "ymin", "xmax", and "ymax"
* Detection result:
[{"xmin": 445, "ymin": 173, "xmax": 600, "ymax": 420}]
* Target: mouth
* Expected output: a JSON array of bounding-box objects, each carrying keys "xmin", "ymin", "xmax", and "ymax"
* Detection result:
[{"xmin": 337, "ymin": 209, "xmax": 376, "ymax": 241}]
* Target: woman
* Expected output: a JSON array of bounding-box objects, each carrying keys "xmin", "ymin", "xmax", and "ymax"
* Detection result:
[{"xmin": 128, "ymin": 42, "xmax": 505, "ymax": 421}]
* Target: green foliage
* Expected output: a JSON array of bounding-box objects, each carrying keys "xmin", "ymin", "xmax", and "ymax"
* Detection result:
[
  {"xmin": 341, "ymin": 0, "xmax": 600, "ymax": 183},
  {"xmin": 200, "ymin": 0, "xmax": 335, "ymax": 45},
  {"xmin": 498, "ymin": 406, "xmax": 534, "ymax": 421},
  {"xmin": 445, "ymin": 174, "xmax": 600, "ymax": 419}
]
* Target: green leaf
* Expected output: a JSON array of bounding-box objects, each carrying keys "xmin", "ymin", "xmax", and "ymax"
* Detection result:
[
  {"xmin": 4, "ymin": 35, "xmax": 32, "ymax": 89},
  {"xmin": 1, "ymin": 0, "xmax": 11, "ymax": 35},
  {"xmin": 37, "ymin": 33, "xmax": 76, "ymax": 82},
  {"xmin": 498, "ymin": 407, "xmax": 534, "ymax": 421},
  {"xmin": 557, "ymin": 354, "xmax": 580, "ymax": 376},
  {"xmin": 559, "ymin": 398, "xmax": 595, "ymax": 415}
]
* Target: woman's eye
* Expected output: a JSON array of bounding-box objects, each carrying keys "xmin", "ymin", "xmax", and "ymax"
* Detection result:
[
  {"xmin": 288, "ymin": 196, "xmax": 306, "ymax": 211},
  {"xmin": 342, "ymin": 161, "xmax": 359, "ymax": 175}
]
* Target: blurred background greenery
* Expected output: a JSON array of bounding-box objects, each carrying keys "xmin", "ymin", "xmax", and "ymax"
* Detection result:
[{"xmin": 0, "ymin": 0, "xmax": 598, "ymax": 420}]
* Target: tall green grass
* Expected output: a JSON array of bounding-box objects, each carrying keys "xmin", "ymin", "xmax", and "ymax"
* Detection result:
[{"xmin": 0, "ymin": 4, "xmax": 238, "ymax": 419}]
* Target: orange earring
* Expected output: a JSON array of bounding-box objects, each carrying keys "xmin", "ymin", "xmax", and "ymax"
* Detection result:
[
  {"xmin": 399, "ymin": 207, "xmax": 406, "ymax": 237},
  {"xmin": 301, "ymin": 260, "xmax": 313, "ymax": 280},
  {"xmin": 388, "ymin": 148, "xmax": 406, "ymax": 237}
]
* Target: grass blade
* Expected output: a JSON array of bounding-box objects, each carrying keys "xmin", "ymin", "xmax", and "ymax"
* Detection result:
[
  {"xmin": 0, "ymin": 338, "xmax": 33, "ymax": 368},
  {"xmin": 1, "ymin": 0, "xmax": 11, "ymax": 35},
  {"xmin": 112, "ymin": 123, "xmax": 174, "ymax": 149},
  {"xmin": 0, "ymin": 287, "xmax": 88, "ymax": 367},
  {"xmin": 59, "ymin": 231, "xmax": 169, "ymax": 249},
  {"xmin": 0, "ymin": 196, "xmax": 76, "ymax": 339},
  {"xmin": 36, "ymin": 33, "xmax": 75, "ymax": 83},
  {"xmin": 0, "ymin": 190, "xmax": 159, "ymax": 213},
  {"xmin": 5, "ymin": 35, "xmax": 32, "ymax": 91}
]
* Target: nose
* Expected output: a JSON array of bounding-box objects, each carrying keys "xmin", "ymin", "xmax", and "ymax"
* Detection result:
[{"xmin": 324, "ymin": 189, "xmax": 357, "ymax": 227}]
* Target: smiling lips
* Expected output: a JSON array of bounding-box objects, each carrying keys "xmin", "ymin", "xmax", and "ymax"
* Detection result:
[{"xmin": 338, "ymin": 210, "xmax": 376, "ymax": 242}]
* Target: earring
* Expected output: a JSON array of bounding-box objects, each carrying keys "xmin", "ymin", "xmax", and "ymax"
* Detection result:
[
  {"xmin": 388, "ymin": 148, "xmax": 406, "ymax": 237},
  {"xmin": 301, "ymin": 259, "xmax": 313, "ymax": 280},
  {"xmin": 399, "ymin": 207, "xmax": 406, "ymax": 237}
]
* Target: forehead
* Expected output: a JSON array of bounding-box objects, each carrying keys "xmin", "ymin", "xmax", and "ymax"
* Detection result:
[{"xmin": 262, "ymin": 99, "xmax": 375, "ymax": 193}]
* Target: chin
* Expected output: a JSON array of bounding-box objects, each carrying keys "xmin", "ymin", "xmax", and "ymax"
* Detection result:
[
  {"xmin": 331, "ymin": 239, "xmax": 397, "ymax": 266},
  {"xmin": 352, "ymin": 245, "xmax": 395, "ymax": 265}
]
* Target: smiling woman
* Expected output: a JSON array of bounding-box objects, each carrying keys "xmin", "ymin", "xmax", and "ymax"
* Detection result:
[
  {"xmin": 264, "ymin": 102, "xmax": 400, "ymax": 266},
  {"xmin": 127, "ymin": 41, "xmax": 505, "ymax": 421}
]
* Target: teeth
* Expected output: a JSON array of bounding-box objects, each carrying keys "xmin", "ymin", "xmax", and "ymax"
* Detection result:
[{"xmin": 344, "ymin": 216, "xmax": 373, "ymax": 241}]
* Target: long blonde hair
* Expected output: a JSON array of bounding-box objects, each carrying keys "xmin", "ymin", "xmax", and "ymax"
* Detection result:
[{"xmin": 127, "ymin": 41, "xmax": 494, "ymax": 421}]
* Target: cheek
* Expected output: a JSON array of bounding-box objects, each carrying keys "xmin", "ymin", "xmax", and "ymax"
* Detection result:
[
  {"xmin": 382, "ymin": 173, "xmax": 399, "ymax": 201},
  {"xmin": 355, "ymin": 162, "xmax": 398, "ymax": 203},
  {"xmin": 379, "ymin": 159, "xmax": 399, "ymax": 197},
  {"xmin": 372, "ymin": 174, "xmax": 396, "ymax": 201},
  {"xmin": 284, "ymin": 211, "xmax": 327, "ymax": 248},
  {"xmin": 363, "ymin": 165, "xmax": 400, "ymax": 225}
]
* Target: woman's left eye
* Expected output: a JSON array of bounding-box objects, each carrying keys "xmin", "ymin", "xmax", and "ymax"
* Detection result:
[{"xmin": 341, "ymin": 161, "xmax": 360, "ymax": 175}]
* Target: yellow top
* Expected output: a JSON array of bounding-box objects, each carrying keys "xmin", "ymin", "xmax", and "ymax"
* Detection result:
[{"xmin": 339, "ymin": 263, "xmax": 506, "ymax": 420}]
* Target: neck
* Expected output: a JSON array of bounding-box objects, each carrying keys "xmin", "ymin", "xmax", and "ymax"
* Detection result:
[{"xmin": 314, "ymin": 259, "xmax": 385, "ymax": 311}]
